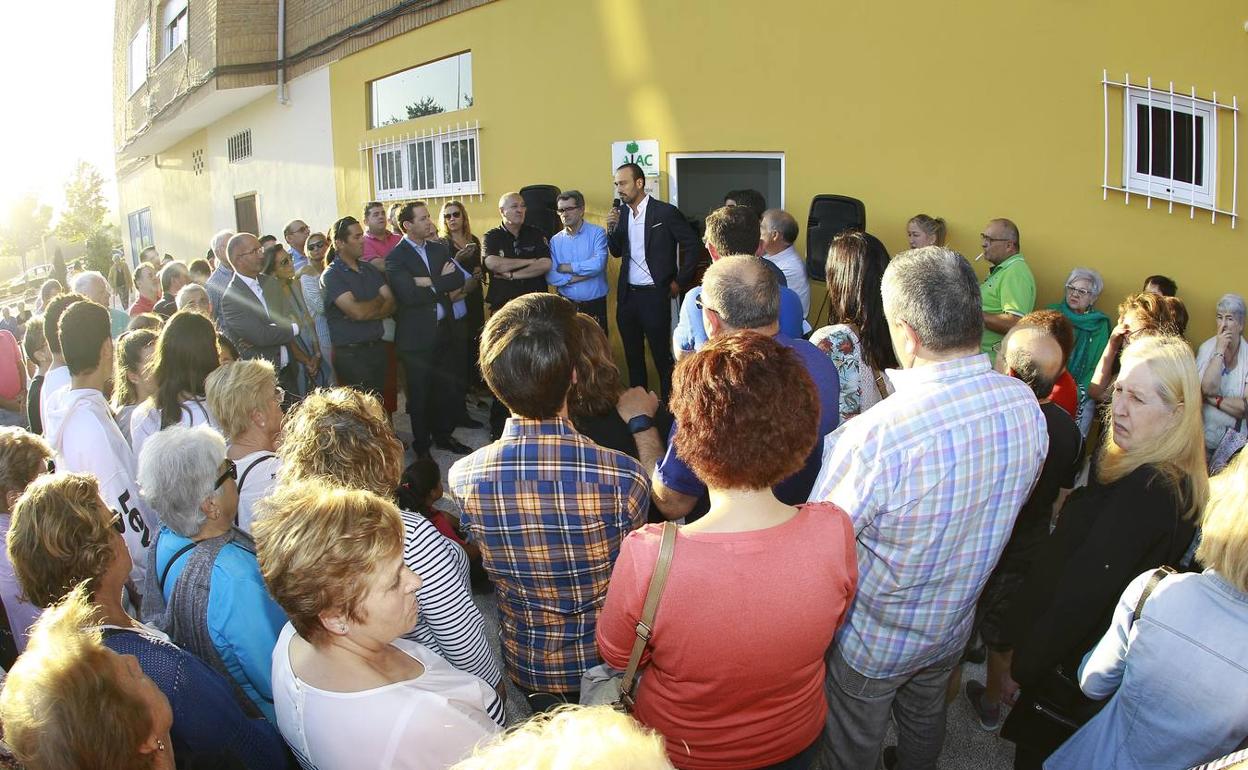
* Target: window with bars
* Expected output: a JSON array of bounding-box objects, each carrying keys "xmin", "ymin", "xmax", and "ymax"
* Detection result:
[
  {"xmin": 228, "ymin": 129, "xmax": 252, "ymax": 163},
  {"xmin": 371, "ymin": 128, "xmax": 481, "ymax": 201}
]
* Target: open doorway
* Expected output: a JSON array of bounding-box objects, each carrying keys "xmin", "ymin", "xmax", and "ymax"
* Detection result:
[{"xmin": 667, "ymin": 153, "xmax": 785, "ymax": 235}]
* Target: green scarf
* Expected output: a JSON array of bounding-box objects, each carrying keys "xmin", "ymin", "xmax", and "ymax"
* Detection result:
[{"xmin": 1048, "ymin": 301, "xmax": 1110, "ymax": 393}]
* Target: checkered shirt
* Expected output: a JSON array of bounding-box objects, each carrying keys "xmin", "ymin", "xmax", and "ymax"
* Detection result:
[
  {"xmin": 447, "ymin": 417, "xmax": 649, "ymax": 693},
  {"xmin": 810, "ymin": 354, "xmax": 1047, "ymax": 678}
]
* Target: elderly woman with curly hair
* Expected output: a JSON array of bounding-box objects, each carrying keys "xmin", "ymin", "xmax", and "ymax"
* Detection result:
[
  {"xmin": 256, "ymin": 480, "xmax": 503, "ymax": 770},
  {"xmin": 273, "ymin": 387, "xmax": 503, "ymax": 693},
  {"xmin": 1196, "ymin": 293, "xmax": 1248, "ymax": 457},
  {"xmin": 206, "ymin": 360, "xmax": 284, "ymax": 533},
  {"xmin": 137, "ymin": 425, "xmax": 287, "ymax": 723},
  {"xmin": 597, "ymin": 331, "xmax": 858, "ymax": 770},
  {"xmin": 6, "ymin": 472, "xmax": 290, "ymax": 768}
]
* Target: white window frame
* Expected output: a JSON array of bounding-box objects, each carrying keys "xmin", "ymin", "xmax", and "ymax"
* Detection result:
[
  {"xmin": 1123, "ymin": 89, "xmax": 1216, "ymax": 209},
  {"xmin": 128, "ymin": 22, "xmax": 149, "ymax": 96},
  {"xmin": 368, "ymin": 51, "xmax": 473, "ymax": 130},
  {"xmin": 667, "ymin": 152, "xmax": 786, "ymax": 209},
  {"xmin": 371, "ymin": 127, "xmax": 481, "ymax": 201},
  {"xmin": 161, "ymin": 0, "xmax": 189, "ymax": 61}
]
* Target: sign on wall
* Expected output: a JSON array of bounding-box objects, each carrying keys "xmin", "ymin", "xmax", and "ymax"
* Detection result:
[{"xmin": 612, "ymin": 139, "xmax": 660, "ymax": 197}]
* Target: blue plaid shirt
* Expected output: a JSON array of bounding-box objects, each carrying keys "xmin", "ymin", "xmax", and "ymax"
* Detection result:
[
  {"xmin": 810, "ymin": 354, "xmax": 1047, "ymax": 678},
  {"xmin": 447, "ymin": 418, "xmax": 649, "ymax": 692}
]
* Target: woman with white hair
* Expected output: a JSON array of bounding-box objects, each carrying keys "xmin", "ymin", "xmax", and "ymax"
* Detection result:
[
  {"xmin": 1197, "ymin": 292, "xmax": 1248, "ymax": 456},
  {"xmin": 1047, "ymin": 267, "xmax": 1111, "ymax": 403},
  {"xmin": 137, "ymin": 424, "xmax": 287, "ymax": 722}
]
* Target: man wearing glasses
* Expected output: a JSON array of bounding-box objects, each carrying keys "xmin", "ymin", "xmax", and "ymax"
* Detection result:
[
  {"xmin": 978, "ymin": 218, "xmax": 1035, "ymax": 358},
  {"xmin": 283, "ymin": 219, "xmax": 311, "ymax": 270},
  {"xmin": 547, "ymin": 190, "xmax": 609, "ymax": 333}
]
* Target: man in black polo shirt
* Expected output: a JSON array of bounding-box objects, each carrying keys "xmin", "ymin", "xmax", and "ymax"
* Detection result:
[
  {"xmin": 482, "ymin": 191, "xmax": 552, "ymax": 438},
  {"xmin": 321, "ymin": 215, "xmax": 396, "ymax": 397}
]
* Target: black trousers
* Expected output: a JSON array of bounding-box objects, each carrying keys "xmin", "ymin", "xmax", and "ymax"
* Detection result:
[
  {"xmin": 616, "ymin": 285, "xmax": 674, "ymax": 401},
  {"xmin": 571, "ymin": 295, "xmax": 609, "ymax": 336},
  {"xmin": 332, "ymin": 341, "xmax": 387, "ymax": 399},
  {"xmin": 398, "ymin": 320, "xmax": 458, "ymax": 454}
]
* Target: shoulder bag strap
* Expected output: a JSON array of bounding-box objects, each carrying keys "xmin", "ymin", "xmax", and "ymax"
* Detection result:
[
  {"xmin": 158, "ymin": 541, "xmax": 199, "ymax": 594},
  {"xmin": 619, "ymin": 522, "xmax": 678, "ymax": 709},
  {"xmin": 1132, "ymin": 565, "xmax": 1177, "ymax": 623},
  {"xmin": 234, "ymin": 454, "xmax": 277, "ymax": 525}
]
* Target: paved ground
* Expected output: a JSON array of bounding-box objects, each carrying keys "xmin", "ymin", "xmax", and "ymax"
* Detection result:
[{"xmin": 400, "ymin": 396, "xmax": 1018, "ymax": 769}]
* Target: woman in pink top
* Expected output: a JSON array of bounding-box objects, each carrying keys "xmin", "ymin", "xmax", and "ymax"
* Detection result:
[{"xmin": 597, "ymin": 331, "xmax": 858, "ymax": 770}]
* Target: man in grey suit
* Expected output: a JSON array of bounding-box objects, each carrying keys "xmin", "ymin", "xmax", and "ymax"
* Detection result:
[{"xmin": 220, "ymin": 233, "xmax": 300, "ymax": 395}]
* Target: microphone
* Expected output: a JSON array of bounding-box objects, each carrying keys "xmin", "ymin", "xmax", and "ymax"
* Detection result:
[{"xmin": 609, "ymin": 198, "xmax": 622, "ymax": 234}]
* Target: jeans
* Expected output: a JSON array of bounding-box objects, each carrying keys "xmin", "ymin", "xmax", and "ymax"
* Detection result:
[
  {"xmin": 822, "ymin": 646, "xmax": 961, "ymax": 770},
  {"xmin": 515, "ymin": 685, "xmax": 579, "ymax": 715}
]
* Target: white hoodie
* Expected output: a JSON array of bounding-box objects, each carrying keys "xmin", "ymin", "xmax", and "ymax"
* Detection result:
[
  {"xmin": 45, "ymin": 388, "xmax": 157, "ymax": 589},
  {"xmin": 39, "ymin": 365, "xmax": 71, "ymax": 438}
]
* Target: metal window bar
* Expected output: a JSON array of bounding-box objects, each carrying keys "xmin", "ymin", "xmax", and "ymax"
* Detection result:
[
  {"xmin": 361, "ymin": 121, "xmax": 482, "ymax": 201},
  {"xmin": 1101, "ymin": 72, "xmax": 1238, "ymax": 228}
]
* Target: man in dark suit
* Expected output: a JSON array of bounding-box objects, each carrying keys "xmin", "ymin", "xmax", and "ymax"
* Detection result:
[
  {"xmin": 606, "ymin": 162, "xmax": 703, "ymax": 401},
  {"xmin": 220, "ymin": 233, "xmax": 300, "ymax": 394},
  {"xmin": 385, "ymin": 201, "xmax": 470, "ymax": 457}
]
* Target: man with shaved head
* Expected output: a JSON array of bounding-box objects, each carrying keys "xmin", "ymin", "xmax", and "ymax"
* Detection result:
[
  {"xmin": 760, "ymin": 208, "xmax": 810, "ymax": 316},
  {"xmin": 959, "ymin": 321, "xmax": 1081, "ymax": 732},
  {"xmin": 220, "ymin": 233, "xmax": 301, "ymax": 394},
  {"xmin": 979, "ymin": 217, "xmax": 1035, "ymax": 356},
  {"xmin": 481, "ymin": 191, "xmax": 553, "ymax": 438},
  {"xmin": 283, "ymin": 218, "xmax": 311, "ymax": 270}
]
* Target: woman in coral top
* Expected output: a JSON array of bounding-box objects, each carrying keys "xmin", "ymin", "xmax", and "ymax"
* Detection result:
[{"xmin": 597, "ymin": 331, "xmax": 858, "ymax": 770}]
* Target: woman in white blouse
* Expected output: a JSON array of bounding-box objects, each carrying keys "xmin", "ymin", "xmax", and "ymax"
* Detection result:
[
  {"xmin": 130, "ymin": 311, "xmax": 218, "ymax": 458},
  {"xmin": 1197, "ymin": 293, "xmax": 1248, "ymax": 457},
  {"xmin": 255, "ymin": 480, "xmax": 503, "ymax": 770},
  {"xmin": 809, "ymin": 230, "xmax": 899, "ymax": 422}
]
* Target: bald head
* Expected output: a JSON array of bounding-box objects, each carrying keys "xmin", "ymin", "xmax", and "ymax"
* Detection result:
[
  {"xmin": 227, "ymin": 233, "xmax": 262, "ymax": 278},
  {"xmin": 999, "ymin": 325, "xmax": 1063, "ymax": 401},
  {"xmin": 702, "ymin": 255, "xmax": 780, "ymax": 333}
]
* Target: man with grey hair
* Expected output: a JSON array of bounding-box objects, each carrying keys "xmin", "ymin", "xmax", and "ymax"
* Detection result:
[
  {"xmin": 153, "ymin": 261, "xmax": 190, "ymax": 318},
  {"xmin": 175, "ymin": 283, "xmax": 213, "ymax": 318},
  {"xmin": 547, "ymin": 190, "xmax": 609, "ymax": 332},
  {"xmin": 760, "ymin": 208, "xmax": 809, "ymax": 315},
  {"xmin": 649, "ymin": 255, "xmax": 840, "ymax": 520},
  {"xmin": 811, "ymin": 246, "xmax": 1046, "ymax": 769},
  {"xmin": 979, "ymin": 217, "xmax": 1035, "ymax": 357},
  {"xmin": 70, "ymin": 270, "xmax": 128, "ymax": 338},
  {"xmin": 1197, "ymin": 292, "xmax": 1248, "ymax": 455},
  {"xmin": 206, "ymin": 229, "xmax": 236, "ymax": 324},
  {"xmin": 960, "ymin": 323, "xmax": 1081, "ymax": 731}
]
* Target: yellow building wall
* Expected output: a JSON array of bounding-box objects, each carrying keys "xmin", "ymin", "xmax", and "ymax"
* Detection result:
[
  {"xmin": 117, "ymin": 130, "xmax": 213, "ymax": 265},
  {"xmin": 329, "ymin": 0, "xmax": 1248, "ymax": 353}
]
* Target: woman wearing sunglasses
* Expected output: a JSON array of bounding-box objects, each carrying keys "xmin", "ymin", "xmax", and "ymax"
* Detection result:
[
  {"xmin": 136, "ymin": 424, "xmax": 288, "ymax": 723},
  {"xmin": 437, "ymin": 201, "xmax": 488, "ymax": 410},
  {"xmin": 297, "ymin": 231, "xmax": 335, "ymax": 384}
]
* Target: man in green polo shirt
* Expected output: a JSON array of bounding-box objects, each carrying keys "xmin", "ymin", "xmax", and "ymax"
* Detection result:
[{"xmin": 979, "ymin": 218, "xmax": 1035, "ymax": 357}]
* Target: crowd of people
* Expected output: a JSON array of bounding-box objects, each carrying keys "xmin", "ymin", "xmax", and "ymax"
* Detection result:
[{"xmin": 0, "ymin": 161, "xmax": 1244, "ymax": 770}]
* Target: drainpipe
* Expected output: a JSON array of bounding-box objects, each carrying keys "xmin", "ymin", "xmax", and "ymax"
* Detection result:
[{"xmin": 277, "ymin": 0, "xmax": 288, "ymax": 105}]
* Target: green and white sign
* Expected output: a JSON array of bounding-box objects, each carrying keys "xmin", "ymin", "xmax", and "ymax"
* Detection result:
[{"xmin": 612, "ymin": 139, "xmax": 660, "ymax": 177}]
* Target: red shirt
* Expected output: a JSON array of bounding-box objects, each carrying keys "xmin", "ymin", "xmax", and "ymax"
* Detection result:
[
  {"xmin": 127, "ymin": 293, "xmax": 156, "ymax": 317},
  {"xmin": 597, "ymin": 503, "xmax": 857, "ymax": 769},
  {"xmin": 0, "ymin": 330, "xmax": 22, "ymax": 400},
  {"xmin": 1050, "ymin": 369, "xmax": 1078, "ymax": 418},
  {"xmin": 361, "ymin": 230, "xmax": 402, "ymax": 264}
]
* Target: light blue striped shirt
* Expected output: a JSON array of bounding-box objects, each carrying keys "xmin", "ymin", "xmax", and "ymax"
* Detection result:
[
  {"xmin": 810, "ymin": 354, "xmax": 1047, "ymax": 678},
  {"xmin": 547, "ymin": 222, "xmax": 608, "ymax": 302}
]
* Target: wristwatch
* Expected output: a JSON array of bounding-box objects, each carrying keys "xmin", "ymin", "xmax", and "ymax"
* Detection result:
[{"xmin": 627, "ymin": 415, "xmax": 654, "ymax": 434}]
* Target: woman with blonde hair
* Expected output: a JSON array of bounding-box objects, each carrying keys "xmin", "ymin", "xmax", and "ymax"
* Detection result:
[
  {"xmin": 452, "ymin": 705, "xmax": 673, "ymax": 770},
  {"xmin": 0, "ymin": 426, "xmax": 52, "ymax": 658},
  {"xmin": 274, "ymin": 387, "xmax": 503, "ymax": 691},
  {"xmin": 906, "ymin": 213, "xmax": 946, "ymax": 248},
  {"xmin": 206, "ymin": 360, "xmax": 283, "ymax": 533},
  {"xmin": 1046, "ymin": 449, "xmax": 1248, "ymax": 769},
  {"xmin": 1004, "ymin": 334, "xmax": 1209, "ymax": 768},
  {"xmin": 1087, "ymin": 291, "xmax": 1189, "ymax": 403},
  {"xmin": 0, "ymin": 584, "xmax": 176, "ymax": 770},
  {"xmin": 6, "ymin": 473, "xmax": 290, "ymax": 769},
  {"xmin": 256, "ymin": 481, "xmax": 503, "ymax": 770}
]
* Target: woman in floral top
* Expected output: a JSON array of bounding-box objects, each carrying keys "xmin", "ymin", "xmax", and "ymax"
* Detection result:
[{"xmin": 809, "ymin": 231, "xmax": 899, "ymax": 422}]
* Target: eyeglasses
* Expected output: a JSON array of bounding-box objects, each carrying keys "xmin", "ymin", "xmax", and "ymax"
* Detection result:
[
  {"xmin": 980, "ymin": 233, "xmax": 1012, "ymax": 243},
  {"xmin": 214, "ymin": 458, "xmax": 237, "ymax": 491},
  {"xmin": 557, "ymin": 205, "xmax": 582, "ymax": 214},
  {"xmin": 443, "ymin": 211, "xmax": 463, "ymax": 219},
  {"xmin": 694, "ymin": 295, "xmax": 719, "ymax": 315},
  {"xmin": 236, "ymin": 246, "xmax": 262, "ymax": 259},
  {"xmin": 1065, "ymin": 284, "xmax": 1093, "ymax": 298},
  {"xmin": 306, "ymin": 240, "xmax": 326, "ymax": 250}
]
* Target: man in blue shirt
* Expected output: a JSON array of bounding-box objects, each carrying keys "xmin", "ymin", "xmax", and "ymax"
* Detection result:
[
  {"xmin": 651, "ymin": 254, "xmax": 840, "ymax": 520},
  {"xmin": 546, "ymin": 190, "xmax": 609, "ymax": 333}
]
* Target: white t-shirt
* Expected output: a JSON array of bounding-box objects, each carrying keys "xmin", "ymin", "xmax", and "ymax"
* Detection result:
[
  {"xmin": 39, "ymin": 365, "xmax": 71, "ymax": 438},
  {"xmin": 233, "ymin": 450, "xmax": 280, "ymax": 534},
  {"xmin": 272, "ymin": 624, "xmax": 503, "ymax": 770},
  {"xmin": 129, "ymin": 398, "xmax": 215, "ymax": 461}
]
